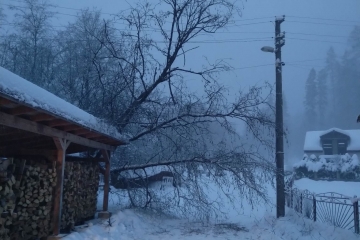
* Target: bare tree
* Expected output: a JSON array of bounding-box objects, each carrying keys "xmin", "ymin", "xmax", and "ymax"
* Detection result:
[
  {"xmin": 1, "ymin": 0, "xmax": 277, "ymax": 220},
  {"xmin": 6, "ymin": 0, "xmax": 55, "ymax": 86}
]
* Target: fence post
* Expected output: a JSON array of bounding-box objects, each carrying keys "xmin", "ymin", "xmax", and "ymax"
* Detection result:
[
  {"xmin": 313, "ymin": 195, "xmax": 316, "ymax": 222},
  {"xmin": 290, "ymin": 189, "xmax": 293, "ymax": 208},
  {"xmin": 300, "ymin": 193, "xmax": 303, "ymax": 214},
  {"xmin": 354, "ymin": 197, "xmax": 359, "ymax": 234}
]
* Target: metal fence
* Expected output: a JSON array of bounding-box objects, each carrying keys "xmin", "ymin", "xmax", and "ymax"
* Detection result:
[{"xmin": 286, "ymin": 188, "xmax": 360, "ymax": 234}]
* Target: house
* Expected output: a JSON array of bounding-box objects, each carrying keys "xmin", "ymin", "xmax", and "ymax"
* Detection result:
[
  {"xmin": 304, "ymin": 128, "xmax": 360, "ymax": 157},
  {"xmin": 0, "ymin": 66, "xmax": 127, "ymax": 239}
]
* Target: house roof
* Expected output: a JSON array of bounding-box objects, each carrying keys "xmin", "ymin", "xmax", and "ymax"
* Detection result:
[
  {"xmin": 0, "ymin": 67, "xmax": 128, "ymax": 152},
  {"xmin": 304, "ymin": 128, "xmax": 360, "ymax": 151}
]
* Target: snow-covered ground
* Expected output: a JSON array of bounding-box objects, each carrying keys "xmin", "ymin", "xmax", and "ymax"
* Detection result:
[
  {"xmin": 64, "ymin": 207, "xmax": 359, "ymax": 240},
  {"xmin": 62, "ymin": 178, "xmax": 360, "ymax": 240}
]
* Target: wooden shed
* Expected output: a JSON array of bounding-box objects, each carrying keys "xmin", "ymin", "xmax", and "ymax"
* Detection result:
[{"xmin": 0, "ymin": 67, "xmax": 126, "ymax": 239}]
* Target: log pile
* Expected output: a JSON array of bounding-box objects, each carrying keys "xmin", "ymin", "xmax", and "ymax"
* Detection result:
[
  {"xmin": 61, "ymin": 161, "xmax": 99, "ymax": 231},
  {"xmin": 10, "ymin": 158, "xmax": 56, "ymax": 240},
  {"xmin": 0, "ymin": 158, "xmax": 17, "ymax": 240},
  {"xmin": 0, "ymin": 156, "xmax": 100, "ymax": 238},
  {"xmin": 0, "ymin": 157, "xmax": 56, "ymax": 240}
]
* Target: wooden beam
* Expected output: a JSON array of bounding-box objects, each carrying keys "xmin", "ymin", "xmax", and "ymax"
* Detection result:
[
  {"xmin": 0, "ymin": 148, "xmax": 56, "ymax": 158},
  {"xmin": 71, "ymin": 129, "xmax": 90, "ymax": 135},
  {"xmin": 65, "ymin": 156, "xmax": 106, "ymax": 163},
  {"xmin": 0, "ymin": 97, "xmax": 15, "ymax": 106},
  {"xmin": 0, "ymin": 111, "xmax": 116, "ymax": 151},
  {"xmin": 61, "ymin": 125, "xmax": 83, "ymax": 132},
  {"xmin": 101, "ymin": 149, "xmax": 110, "ymax": 212},
  {"xmin": 0, "ymin": 131, "xmax": 36, "ymax": 143},
  {"xmin": 0, "ymin": 134, "xmax": 40, "ymax": 146},
  {"xmin": 91, "ymin": 136, "xmax": 110, "ymax": 141},
  {"xmin": 80, "ymin": 132, "xmax": 101, "ymax": 138},
  {"xmin": 8, "ymin": 106, "xmax": 37, "ymax": 116},
  {"xmin": 30, "ymin": 113, "xmax": 55, "ymax": 122},
  {"xmin": 47, "ymin": 120, "xmax": 72, "ymax": 127},
  {"xmin": 52, "ymin": 138, "xmax": 70, "ymax": 236},
  {"xmin": 0, "ymin": 128, "xmax": 20, "ymax": 136}
]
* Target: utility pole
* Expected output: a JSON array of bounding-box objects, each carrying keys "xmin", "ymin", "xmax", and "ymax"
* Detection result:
[{"xmin": 275, "ymin": 15, "xmax": 285, "ymax": 218}]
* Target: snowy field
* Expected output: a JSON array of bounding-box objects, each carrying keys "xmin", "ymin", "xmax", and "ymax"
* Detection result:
[{"xmin": 62, "ymin": 178, "xmax": 360, "ymax": 240}]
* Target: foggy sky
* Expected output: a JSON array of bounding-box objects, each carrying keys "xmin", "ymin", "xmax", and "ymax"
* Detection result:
[{"xmin": 2, "ymin": 0, "xmax": 359, "ymax": 115}]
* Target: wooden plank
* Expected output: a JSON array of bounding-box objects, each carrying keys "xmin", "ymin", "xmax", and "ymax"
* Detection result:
[
  {"xmin": 0, "ymin": 148, "xmax": 56, "ymax": 158},
  {"xmin": 0, "ymin": 97, "xmax": 15, "ymax": 106},
  {"xmin": 72, "ymin": 129, "xmax": 90, "ymax": 135},
  {"xmin": 30, "ymin": 113, "xmax": 55, "ymax": 122},
  {"xmin": 80, "ymin": 132, "xmax": 101, "ymax": 138},
  {"xmin": 0, "ymin": 111, "xmax": 117, "ymax": 151},
  {"xmin": 101, "ymin": 150, "xmax": 111, "ymax": 211},
  {"xmin": 47, "ymin": 120, "xmax": 72, "ymax": 127},
  {"xmin": 65, "ymin": 156, "xmax": 106, "ymax": 163},
  {"xmin": 0, "ymin": 128, "xmax": 21, "ymax": 136},
  {"xmin": 52, "ymin": 138, "xmax": 70, "ymax": 236},
  {"xmin": 8, "ymin": 106, "xmax": 37, "ymax": 116},
  {"xmin": 0, "ymin": 131, "xmax": 37, "ymax": 143},
  {"xmin": 61, "ymin": 125, "xmax": 84, "ymax": 131}
]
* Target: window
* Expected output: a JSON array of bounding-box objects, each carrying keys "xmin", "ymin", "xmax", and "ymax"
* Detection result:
[
  {"xmin": 322, "ymin": 140, "xmax": 333, "ymax": 155},
  {"xmin": 322, "ymin": 139, "xmax": 348, "ymax": 155},
  {"xmin": 338, "ymin": 140, "xmax": 347, "ymax": 155}
]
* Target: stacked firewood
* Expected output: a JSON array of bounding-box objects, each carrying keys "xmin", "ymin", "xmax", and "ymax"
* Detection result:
[
  {"xmin": 0, "ymin": 158, "xmax": 17, "ymax": 240},
  {"xmin": 11, "ymin": 159, "xmax": 56, "ymax": 239},
  {"xmin": 61, "ymin": 161, "xmax": 99, "ymax": 231}
]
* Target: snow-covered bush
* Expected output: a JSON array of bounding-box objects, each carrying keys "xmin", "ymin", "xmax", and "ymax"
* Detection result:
[{"xmin": 293, "ymin": 154, "xmax": 360, "ymax": 180}]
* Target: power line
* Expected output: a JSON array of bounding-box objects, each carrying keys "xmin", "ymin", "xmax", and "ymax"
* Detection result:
[
  {"xmin": 287, "ymin": 15, "xmax": 360, "ymax": 24},
  {"xmin": 287, "ymin": 63, "xmax": 326, "ymax": 68},
  {"xmin": 1, "ymin": 2, "xmax": 275, "ymax": 24},
  {"xmin": 286, "ymin": 37, "xmax": 347, "ymax": 45},
  {"xmin": 0, "ymin": 34, "xmax": 273, "ymax": 44},
  {"xmin": 286, "ymin": 32, "xmax": 348, "ymax": 38},
  {"xmin": 286, "ymin": 20, "xmax": 358, "ymax": 27},
  {"xmin": 287, "ymin": 58, "xmax": 327, "ymax": 63}
]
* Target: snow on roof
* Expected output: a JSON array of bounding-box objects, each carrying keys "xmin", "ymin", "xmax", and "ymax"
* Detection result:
[
  {"xmin": 275, "ymin": 15, "xmax": 285, "ymax": 21},
  {"xmin": 0, "ymin": 67, "xmax": 127, "ymax": 143},
  {"xmin": 304, "ymin": 128, "xmax": 360, "ymax": 151},
  {"xmin": 321, "ymin": 127, "xmax": 350, "ymax": 137}
]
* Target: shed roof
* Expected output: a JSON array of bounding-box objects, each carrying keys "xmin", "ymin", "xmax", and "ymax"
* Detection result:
[
  {"xmin": 0, "ymin": 67, "xmax": 127, "ymax": 153},
  {"xmin": 304, "ymin": 128, "xmax": 360, "ymax": 151}
]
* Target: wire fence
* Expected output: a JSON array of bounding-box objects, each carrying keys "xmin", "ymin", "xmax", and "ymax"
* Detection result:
[{"xmin": 286, "ymin": 187, "xmax": 360, "ymax": 234}]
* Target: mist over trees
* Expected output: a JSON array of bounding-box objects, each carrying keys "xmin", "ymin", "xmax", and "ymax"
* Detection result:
[
  {"xmin": 0, "ymin": 0, "xmax": 277, "ymax": 219},
  {"xmin": 303, "ymin": 26, "xmax": 360, "ymax": 131}
]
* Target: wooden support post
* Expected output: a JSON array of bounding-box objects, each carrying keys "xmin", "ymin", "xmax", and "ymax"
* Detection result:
[
  {"xmin": 52, "ymin": 138, "xmax": 71, "ymax": 236},
  {"xmin": 101, "ymin": 150, "xmax": 110, "ymax": 212}
]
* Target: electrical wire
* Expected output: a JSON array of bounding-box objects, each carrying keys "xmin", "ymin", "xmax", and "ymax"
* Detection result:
[
  {"xmin": 286, "ymin": 20, "xmax": 358, "ymax": 27},
  {"xmin": 286, "ymin": 37, "xmax": 347, "ymax": 45},
  {"xmin": 0, "ymin": 34, "xmax": 273, "ymax": 44},
  {"xmin": 286, "ymin": 15, "xmax": 360, "ymax": 24}
]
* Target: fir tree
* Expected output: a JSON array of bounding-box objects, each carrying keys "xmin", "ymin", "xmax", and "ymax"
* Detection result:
[
  {"xmin": 304, "ymin": 68, "xmax": 317, "ymax": 129},
  {"xmin": 316, "ymin": 69, "xmax": 328, "ymax": 128}
]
